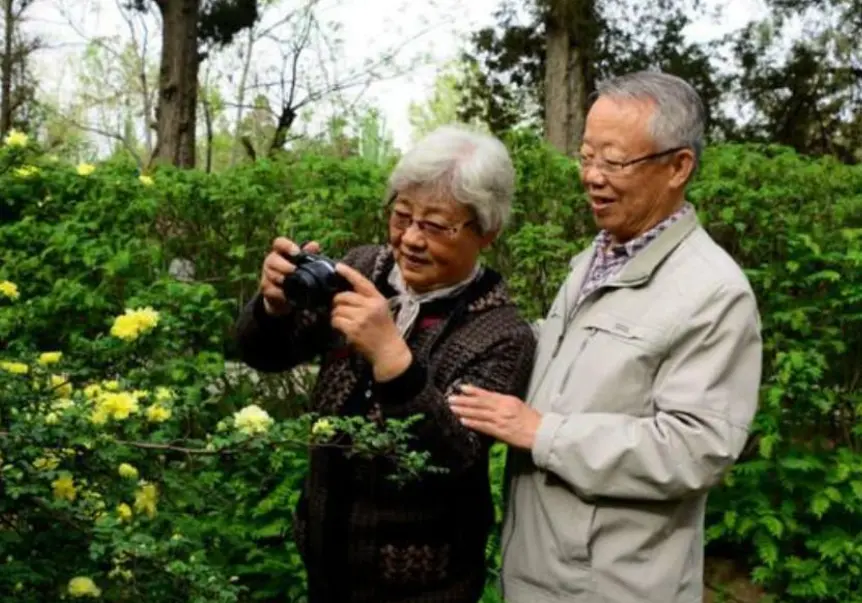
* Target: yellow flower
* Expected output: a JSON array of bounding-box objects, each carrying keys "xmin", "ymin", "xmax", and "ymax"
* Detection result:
[
  {"xmin": 83, "ymin": 383, "xmax": 102, "ymax": 399},
  {"xmin": 101, "ymin": 380, "xmax": 120, "ymax": 391},
  {"xmin": 0, "ymin": 360, "xmax": 28, "ymax": 374},
  {"xmin": 92, "ymin": 391, "xmax": 139, "ymax": 421},
  {"xmin": 108, "ymin": 566, "xmax": 133, "ymax": 581},
  {"xmin": 14, "ymin": 165, "xmax": 38, "ymax": 178},
  {"xmin": 154, "ymin": 386, "xmax": 175, "ymax": 403},
  {"xmin": 38, "ymin": 351, "xmax": 62, "ymax": 365},
  {"xmin": 134, "ymin": 482, "xmax": 158, "ymax": 518},
  {"xmin": 50, "ymin": 374, "xmax": 73, "ymax": 397},
  {"xmin": 76, "ymin": 163, "xmax": 96, "ymax": 176},
  {"xmin": 68, "ymin": 576, "xmax": 101, "ymax": 598},
  {"xmin": 33, "ymin": 455, "xmax": 60, "ymax": 471},
  {"xmin": 51, "ymin": 398, "xmax": 74, "ymax": 412},
  {"xmin": 110, "ymin": 307, "xmax": 159, "ymax": 341},
  {"xmin": 0, "ymin": 280, "xmax": 19, "ymax": 300},
  {"xmin": 138, "ymin": 174, "xmax": 154, "ymax": 186},
  {"xmin": 89, "ymin": 407, "xmax": 109, "ymax": 425},
  {"xmin": 52, "ymin": 474, "xmax": 77, "ymax": 502},
  {"xmin": 4, "ymin": 129, "xmax": 28, "ymax": 147},
  {"xmin": 233, "ymin": 404, "xmax": 274, "ymax": 436},
  {"xmin": 311, "ymin": 418, "xmax": 336, "ymax": 438},
  {"xmin": 116, "ymin": 503, "xmax": 133, "ymax": 522},
  {"xmin": 118, "ymin": 463, "xmax": 138, "ymax": 480},
  {"xmin": 145, "ymin": 404, "xmax": 171, "ymax": 423}
]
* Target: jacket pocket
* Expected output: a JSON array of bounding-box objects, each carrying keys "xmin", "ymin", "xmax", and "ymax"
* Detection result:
[
  {"xmin": 542, "ymin": 473, "xmax": 597, "ymax": 564},
  {"xmin": 553, "ymin": 312, "xmax": 664, "ymax": 416}
]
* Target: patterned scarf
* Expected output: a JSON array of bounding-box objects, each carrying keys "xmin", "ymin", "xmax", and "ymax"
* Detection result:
[{"xmin": 387, "ymin": 259, "xmax": 483, "ymax": 337}]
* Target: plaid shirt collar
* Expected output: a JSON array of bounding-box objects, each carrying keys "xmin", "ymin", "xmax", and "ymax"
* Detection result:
[
  {"xmin": 593, "ymin": 202, "xmax": 694, "ymax": 259},
  {"xmin": 578, "ymin": 202, "xmax": 693, "ymax": 303}
]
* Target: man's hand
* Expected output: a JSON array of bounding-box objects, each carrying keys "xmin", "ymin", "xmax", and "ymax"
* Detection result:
[
  {"xmin": 331, "ymin": 263, "xmax": 412, "ymax": 382},
  {"xmin": 448, "ymin": 385, "xmax": 542, "ymax": 450},
  {"xmin": 259, "ymin": 238, "xmax": 320, "ymax": 315}
]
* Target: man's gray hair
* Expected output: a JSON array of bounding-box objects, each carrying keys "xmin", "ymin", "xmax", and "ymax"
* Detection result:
[
  {"xmin": 386, "ymin": 124, "xmax": 515, "ymax": 234},
  {"xmin": 595, "ymin": 70, "xmax": 706, "ymax": 168}
]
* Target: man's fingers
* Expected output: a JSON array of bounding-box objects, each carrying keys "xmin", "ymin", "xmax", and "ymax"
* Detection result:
[
  {"xmin": 448, "ymin": 392, "xmax": 496, "ymax": 408},
  {"xmin": 458, "ymin": 417, "xmax": 497, "ymax": 437},
  {"xmin": 457, "ymin": 383, "xmax": 491, "ymax": 396},
  {"xmin": 449, "ymin": 402, "xmax": 497, "ymax": 423}
]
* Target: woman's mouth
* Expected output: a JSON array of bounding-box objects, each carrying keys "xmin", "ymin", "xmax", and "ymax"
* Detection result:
[{"xmin": 401, "ymin": 253, "xmax": 431, "ymax": 269}]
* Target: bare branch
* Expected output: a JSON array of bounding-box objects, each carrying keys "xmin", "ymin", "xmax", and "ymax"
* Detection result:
[{"xmin": 61, "ymin": 115, "xmax": 144, "ymax": 169}]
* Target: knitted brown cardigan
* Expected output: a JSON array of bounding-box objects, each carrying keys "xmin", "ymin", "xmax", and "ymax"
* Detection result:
[{"xmin": 235, "ymin": 244, "xmax": 536, "ymax": 603}]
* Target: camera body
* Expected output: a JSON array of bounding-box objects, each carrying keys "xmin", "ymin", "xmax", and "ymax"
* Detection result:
[{"xmin": 281, "ymin": 251, "xmax": 351, "ymax": 310}]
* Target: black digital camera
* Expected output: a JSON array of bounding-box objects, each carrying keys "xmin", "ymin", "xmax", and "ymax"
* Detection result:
[{"xmin": 281, "ymin": 251, "xmax": 351, "ymax": 310}]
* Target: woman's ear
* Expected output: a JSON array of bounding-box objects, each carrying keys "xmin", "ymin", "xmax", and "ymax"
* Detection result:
[{"xmin": 478, "ymin": 228, "xmax": 499, "ymax": 249}]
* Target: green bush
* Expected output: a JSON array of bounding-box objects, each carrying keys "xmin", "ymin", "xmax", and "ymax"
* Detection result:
[{"xmin": 1, "ymin": 129, "xmax": 860, "ymax": 601}]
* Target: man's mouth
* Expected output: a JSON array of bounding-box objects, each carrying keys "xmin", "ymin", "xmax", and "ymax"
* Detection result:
[{"xmin": 590, "ymin": 196, "xmax": 617, "ymax": 209}]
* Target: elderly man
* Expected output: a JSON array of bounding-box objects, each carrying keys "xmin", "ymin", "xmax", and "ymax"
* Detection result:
[{"xmin": 449, "ymin": 70, "xmax": 762, "ymax": 603}]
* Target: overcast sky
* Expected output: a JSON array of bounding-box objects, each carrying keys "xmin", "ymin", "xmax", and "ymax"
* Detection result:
[{"xmin": 27, "ymin": 0, "xmax": 768, "ymax": 152}]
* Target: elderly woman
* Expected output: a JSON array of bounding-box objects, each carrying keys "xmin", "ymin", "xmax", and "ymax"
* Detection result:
[{"xmin": 234, "ymin": 124, "xmax": 536, "ymax": 603}]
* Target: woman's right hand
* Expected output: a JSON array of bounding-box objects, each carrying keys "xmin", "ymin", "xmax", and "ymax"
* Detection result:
[{"xmin": 260, "ymin": 237, "xmax": 320, "ymax": 315}]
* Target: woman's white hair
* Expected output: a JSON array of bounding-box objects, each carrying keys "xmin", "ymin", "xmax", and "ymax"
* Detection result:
[{"xmin": 386, "ymin": 124, "xmax": 516, "ymax": 234}]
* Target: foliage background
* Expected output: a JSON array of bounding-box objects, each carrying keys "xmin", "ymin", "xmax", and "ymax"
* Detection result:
[{"xmin": 1, "ymin": 129, "xmax": 861, "ymax": 601}]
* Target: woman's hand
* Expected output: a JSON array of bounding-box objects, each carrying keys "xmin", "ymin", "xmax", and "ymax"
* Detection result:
[
  {"xmin": 331, "ymin": 263, "xmax": 412, "ymax": 382},
  {"xmin": 259, "ymin": 238, "xmax": 320, "ymax": 315}
]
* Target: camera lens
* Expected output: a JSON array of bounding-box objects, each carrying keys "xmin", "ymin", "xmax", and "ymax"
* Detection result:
[{"xmin": 283, "ymin": 270, "xmax": 323, "ymax": 309}]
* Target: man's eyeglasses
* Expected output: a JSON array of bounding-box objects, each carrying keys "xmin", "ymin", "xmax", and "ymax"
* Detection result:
[
  {"xmin": 388, "ymin": 205, "xmax": 474, "ymax": 241},
  {"xmin": 577, "ymin": 146, "xmax": 687, "ymax": 175}
]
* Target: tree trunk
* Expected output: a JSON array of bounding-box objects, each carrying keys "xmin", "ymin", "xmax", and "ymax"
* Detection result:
[
  {"xmin": 153, "ymin": 0, "xmax": 199, "ymax": 168},
  {"xmin": 543, "ymin": 0, "xmax": 593, "ymax": 155},
  {"xmin": 1, "ymin": 0, "xmax": 14, "ymax": 135},
  {"xmin": 229, "ymin": 26, "xmax": 255, "ymax": 167}
]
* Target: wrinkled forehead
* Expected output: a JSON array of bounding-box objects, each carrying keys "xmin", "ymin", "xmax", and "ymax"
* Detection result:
[
  {"xmin": 582, "ymin": 95, "xmax": 657, "ymax": 152},
  {"xmin": 392, "ymin": 184, "xmax": 470, "ymax": 219}
]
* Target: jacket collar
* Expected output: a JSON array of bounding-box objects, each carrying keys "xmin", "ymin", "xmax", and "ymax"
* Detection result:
[
  {"xmin": 612, "ymin": 206, "xmax": 699, "ymax": 286},
  {"xmin": 568, "ymin": 205, "xmax": 700, "ymax": 291}
]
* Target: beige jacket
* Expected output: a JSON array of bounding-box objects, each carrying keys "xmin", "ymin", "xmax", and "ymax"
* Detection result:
[{"xmin": 500, "ymin": 211, "xmax": 762, "ymax": 603}]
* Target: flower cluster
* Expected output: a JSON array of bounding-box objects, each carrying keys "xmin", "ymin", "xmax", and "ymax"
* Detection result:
[
  {"xmin": 0, "ymin": 279, "xmax": 19, "ymax": 300},
  {"xmin": 68, "ymin": 576, "xmax": 101, "ymax": 598},
  {"xmin": 232, "ymin": 404, "xmax": 274, "ymax": 436},
  {"xmin": 109, "ymin": 307, "xmax": 160, "ymax": 341},
  {"xmin": 4, "ymin": 128, "xmax": 28, "ymax": 147},
  {"xmin": 82, "ymin": 382, "xmax": 175, "ymax": 425}
]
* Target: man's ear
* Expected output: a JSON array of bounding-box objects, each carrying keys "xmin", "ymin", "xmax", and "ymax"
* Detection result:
[{"xmin": 668, "ymin": 149, "xmax": 696, "ymax": 189}]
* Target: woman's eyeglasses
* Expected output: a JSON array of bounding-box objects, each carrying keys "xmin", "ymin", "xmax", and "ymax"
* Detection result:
[{"xmin": 388, "ymin": 207, "xmax": 474, "ymax": 241}]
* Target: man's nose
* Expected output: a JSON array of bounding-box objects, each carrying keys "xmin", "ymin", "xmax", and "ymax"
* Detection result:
[{"xmin": 580, "ymin": 162, "xmax": 608, "ymax": 188}]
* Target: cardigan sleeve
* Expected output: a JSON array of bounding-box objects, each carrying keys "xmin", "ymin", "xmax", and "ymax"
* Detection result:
[{"xmin": 373, "ymin": 318, "xmax": 536, "ymax": 473}]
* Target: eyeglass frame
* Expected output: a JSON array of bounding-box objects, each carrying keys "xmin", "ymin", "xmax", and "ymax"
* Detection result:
[
  {"xmin": 385, "ymin": 195, "xmax": 476, "ymax": 240},
  {"xmin": 577, "ymin": 145, "xmax": 689, "ymax": 175}
]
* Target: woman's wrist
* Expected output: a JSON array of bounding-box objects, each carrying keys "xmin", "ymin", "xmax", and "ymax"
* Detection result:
[{"xmin": 372, "ymin": 340, "xmax": 413, "ymax": 382}]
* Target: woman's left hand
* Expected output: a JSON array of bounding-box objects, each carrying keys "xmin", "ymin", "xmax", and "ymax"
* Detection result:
[{"xmin": 331, "ymin": 263, "xmax": 412, "ymax": 381}]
